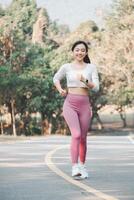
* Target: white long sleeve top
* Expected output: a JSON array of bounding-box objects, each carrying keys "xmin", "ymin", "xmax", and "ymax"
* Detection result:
[{"xmin": 53, "ymin": 63, "xmax": 99, "ymax": 92}]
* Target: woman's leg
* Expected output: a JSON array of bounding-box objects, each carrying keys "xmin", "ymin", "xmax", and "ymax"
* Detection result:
[
  {"xmin": 79, "ymin": 106, "xmax": 92, "ymax": 163},
  {"xmin": 63, "ymin": 101, "xmax": 81, "ymax": 164}
]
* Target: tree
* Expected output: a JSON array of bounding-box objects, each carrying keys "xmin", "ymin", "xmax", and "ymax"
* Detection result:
[
  {"xmin": 0, "ymin": 4, "xmax": 5, "ymax": 17},
  {"xmin": 7, "ymin": 0, "xmax": 37, "ymax": 39},
  {"xmin": 0, "ymin": 2, "xmax": 72, "ymax": 135},
  {"xmin": 93, "ymin": 0, "xmax": 134, "ymax": 127}
]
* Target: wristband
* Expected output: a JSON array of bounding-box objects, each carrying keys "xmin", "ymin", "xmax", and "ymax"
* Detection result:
[
  {"xmin": 85, "ymin": 79, "xmax": 88, "ymax": 84},
  {"xmin": 83, "ymin": 79, "xmax": 88, "ymax": 85}
]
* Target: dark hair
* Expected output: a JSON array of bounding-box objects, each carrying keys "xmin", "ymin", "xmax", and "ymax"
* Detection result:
[{"xmin": 71, "ymin": 40, "xmax": 91, "ymax": 63}]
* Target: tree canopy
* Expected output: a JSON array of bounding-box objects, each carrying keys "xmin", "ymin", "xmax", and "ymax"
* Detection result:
[{"xmin": 0, "ymin": 0, "xmax": 133, "ymax": 135}]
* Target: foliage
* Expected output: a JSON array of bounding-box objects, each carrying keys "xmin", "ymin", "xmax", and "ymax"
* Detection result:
[
  {"xmin": 6, "ymin": 0, "xmax": 37, "ymax": 39},
  {"xmin": 96, "ymin": 0, "xmax": 134, "ymax": 107},
  {"xmin": 0, "ymin": 4, "xmax": 5, "ymax": 16},
  {"xmin": 0, "ymin": 0, "xmax": 133, "ymax": 135}
]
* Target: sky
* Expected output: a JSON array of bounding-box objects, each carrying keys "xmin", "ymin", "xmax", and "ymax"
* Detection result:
[{"xmin": 0, "ymin": 0, "xmax": 113, "ymax": 30}]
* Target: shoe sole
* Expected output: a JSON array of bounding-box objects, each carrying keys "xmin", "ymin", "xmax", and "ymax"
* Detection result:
[
  {"xmin": 80, "ymin": 176, "xmax": 88, "ymax": 179},
  {"xmin": 72, "ymin": 173, "xmax": 81, "ymax": 177},
  {"xmin": 73, "ymin": 176, "xmax": 88, "ymax": 180}
]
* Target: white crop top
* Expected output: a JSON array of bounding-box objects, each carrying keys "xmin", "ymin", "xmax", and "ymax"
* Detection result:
[{"xmin": 53, "ymin": 63, "xmax": 99, "ymax": 92}]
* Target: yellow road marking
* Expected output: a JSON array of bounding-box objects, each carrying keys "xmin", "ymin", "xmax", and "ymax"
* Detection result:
[{"xmin": 45, "ymin": 145, "xmax": 119, "ymax": 200}]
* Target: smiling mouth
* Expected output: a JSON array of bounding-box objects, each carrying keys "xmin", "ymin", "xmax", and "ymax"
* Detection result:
[
  {"xmin": 77, "ymin": 56, "xmax": 83, "ymax": 58},
  {"xmin": 76, "ymin": 54, "xmax": 83, "ymax": 57}
]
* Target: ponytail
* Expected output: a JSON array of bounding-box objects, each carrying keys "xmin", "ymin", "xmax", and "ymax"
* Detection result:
[{"xmin": 84, "ymin": 54, "xmax": 91, "ymax": 63}]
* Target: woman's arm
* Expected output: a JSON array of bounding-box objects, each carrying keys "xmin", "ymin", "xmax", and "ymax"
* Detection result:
[
  {"xmin": 80, "ymin": 75, "xmax": 95, "ymax": 89},
  {"xmin": 90, "ymin": 65, "xmax": 99, "ymax": 92},
  {"xmin": 77, "ymin": 65, "xmax": 99, "ymax": 91},
  {"xmin": 54, "ymin": 80, "xmax": 67, "ymax": 96},
  {"xmin": 53, "ymin": 64, "xmax": 67, "ymax": 96}
]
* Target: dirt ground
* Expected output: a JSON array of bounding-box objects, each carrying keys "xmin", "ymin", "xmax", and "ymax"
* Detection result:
[{"xmin": 91, "ymin": 105, "xmax": 134, "ymax": 135}]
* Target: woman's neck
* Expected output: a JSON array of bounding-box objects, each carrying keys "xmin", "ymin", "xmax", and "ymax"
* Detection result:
[
  {"xmin": 72, "ymin": 61, "xmax": 87, "ymax": 69},
  {"xmin": 73, "ymin": 60, "xmax": 84, "ymax": 65}
]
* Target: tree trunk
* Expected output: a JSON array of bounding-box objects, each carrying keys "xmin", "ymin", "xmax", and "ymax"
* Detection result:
[
  {"xmin": 119, "ymin": 111, "xmax": 127, "ymax": 127},
  {"xmin": 0, "ymin": 122, "xmax": 4, "ymax": 135},
  {"xmin": 96, "ymin": 113, "xmax": 104, "ymax": 130},
  {"xmin": 11, "ymin": 99, "xmax": 17, "ymax": 137},
  {"xmin": 42, "ymin": 118, "xmax": 52, "ymax": 135},
  {"xmin": 90, "ymin": 112, "xmax": 104, "ymax": 130},
  {"xmin": 117, "ymin": 106, "xmax": 127, "ymax": 128}
]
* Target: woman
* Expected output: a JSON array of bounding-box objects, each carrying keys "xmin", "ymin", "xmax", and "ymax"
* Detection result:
[{"xmin": 53, "ymin": 40, "xmax": 99, "ymax": 179}]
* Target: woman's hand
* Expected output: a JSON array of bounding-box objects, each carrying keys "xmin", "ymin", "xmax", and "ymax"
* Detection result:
[
  {"xmin": 54, "ymin": 81, "xmax": 67, "ymax": 97},
  {"xmin": 59, "ymin": 88, "xmax": 67, "ymax": 97},
  {"xmin": 76, "ymin": 73, "xmax": 94, "ymax": 88},
  {"xmin": 77, "ymin": 73, "xmax": 86, "ymax": 83}
]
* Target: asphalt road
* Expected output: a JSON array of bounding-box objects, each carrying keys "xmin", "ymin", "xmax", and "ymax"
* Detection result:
[{"xmin": 0, "ymin": 135, "xmax": 134, "ymax": 200}]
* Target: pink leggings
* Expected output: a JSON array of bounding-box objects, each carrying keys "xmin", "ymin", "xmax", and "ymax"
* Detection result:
[{"xmin": 63, "ymin": 93, "xmax": 92, "ymax": 164}]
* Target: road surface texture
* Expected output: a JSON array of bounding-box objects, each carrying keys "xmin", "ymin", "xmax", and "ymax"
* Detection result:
[{"xmin": 0, "ymin": 135, "xmax": 134, "ymax": 200}]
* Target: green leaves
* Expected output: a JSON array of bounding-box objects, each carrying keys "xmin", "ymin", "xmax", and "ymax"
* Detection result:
[{"xmin": 7, "ymin": 0, "xmax": 37, "ymax": 38}]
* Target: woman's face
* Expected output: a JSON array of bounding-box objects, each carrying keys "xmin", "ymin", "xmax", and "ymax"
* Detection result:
[{"xmin": 72, "ymin": 43, "xmax": 87, "ymax": 62}]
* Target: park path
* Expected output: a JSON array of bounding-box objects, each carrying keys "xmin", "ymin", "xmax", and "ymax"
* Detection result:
[{"xmin": 0, "ymin": 135, "xmax": 134, "ymax": 200}]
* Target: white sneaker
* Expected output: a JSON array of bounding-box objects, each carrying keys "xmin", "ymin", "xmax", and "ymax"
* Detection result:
[
  {"xmin": 79, "ymin": 164, "xmax": 89, "ymax": 179},
  {"xmin": 72, "ymin": 164, "xmax": 81, "ymax": 177}
]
